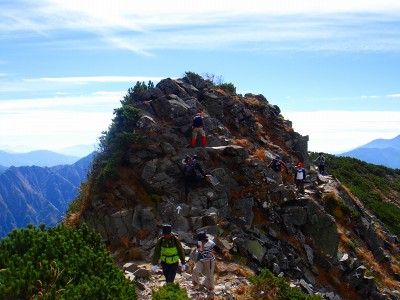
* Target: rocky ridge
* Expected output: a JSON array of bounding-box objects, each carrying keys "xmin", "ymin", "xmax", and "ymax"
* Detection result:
[{"xmin": 73, "ymin": 73, "xmax": 400, "ymax": 299}]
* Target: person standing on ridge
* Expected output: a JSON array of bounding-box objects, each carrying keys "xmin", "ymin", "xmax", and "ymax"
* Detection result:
[
  {"xmin": 152, "ymin": 225, "xmax": 186, "ymax": 285},
  {"xmin": 314, "ymin": 152, "xmax": 326, "ymax": 175},
  {"xmin": 182, "ymin": 154, "xmax": 207, "ymax": 202},
  {"xmin": 191, "ymin": 112, "xmax": 206, "ymax": 147},
  {"xmin": 294, "ymin": 162, "xmax": 306, "ymax": 195},
  {"xmin": 192, "ymin": 232, "xmax": 220, "ymax": 293}
]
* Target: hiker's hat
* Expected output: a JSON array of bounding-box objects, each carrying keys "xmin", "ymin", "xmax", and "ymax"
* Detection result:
[
  {"xmin": 197, "ymin": 232, "xmax": 207, "ymax": 242},
  {"xmin": 298, "ymin": 162, "xmax": 303, "ymax": 167},
  {"xmin": 162, "ymin": 224, "xmax": 172, "ymax": 235}
]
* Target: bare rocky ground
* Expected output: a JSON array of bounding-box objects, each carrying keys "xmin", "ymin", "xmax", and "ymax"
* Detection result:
[{"xmin": 121, "ymin": 258, "xmax": 254, "ymax": 300}]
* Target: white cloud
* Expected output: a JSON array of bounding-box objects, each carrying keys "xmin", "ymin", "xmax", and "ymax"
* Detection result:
[
  {"xmin": 0, "ymin": 93, "xmax": 123, "ymax": 149},
  {"xmin": 284, "ymin": 111, "xmax": 400, "ymax": 153}
]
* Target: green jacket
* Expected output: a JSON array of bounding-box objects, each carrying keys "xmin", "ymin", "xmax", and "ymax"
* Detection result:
[{"xmin": 152, "ymin": 235, "xmax": 185, "ymax": 265}]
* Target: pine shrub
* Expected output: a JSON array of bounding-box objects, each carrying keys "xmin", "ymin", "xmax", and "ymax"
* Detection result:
[
  {"xmin": 0, "ymin": 223, "xmax": 137, "ymax": 299},
  {"xmin": 243, "ymin": 268, "xmax": 323, "ymax": 300},
  {"xmin": 151, "ymin": 283, "xmax": 190, "ymax": 300}
]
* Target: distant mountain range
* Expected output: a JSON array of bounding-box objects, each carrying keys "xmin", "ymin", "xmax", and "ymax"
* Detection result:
[
  {"xmin": 339, "ymin": 134, "xmax": 400, "ymax": 169},
  {"xmin": 0, "ymin": 152, "xmax": 95, "ymax": 238},
  {"xmin": 0, "ymin": 144, "xmax": 97, "ymax": 158},
  {"xmin": 0, "ymin": 150, "xmax": 80, "ymax": 168}
]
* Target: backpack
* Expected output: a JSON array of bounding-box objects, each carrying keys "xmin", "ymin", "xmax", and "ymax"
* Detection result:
[
  {"xmin": 184, "ymin": 157, "xmax": 196, "ymax": 176},
  {"xmin": 271, "ymin": 159, "xmax": 281, "ymax": 172},
  {"xmin": 192, "ymin": 115, "xmax": 203, "ymax": 127}
]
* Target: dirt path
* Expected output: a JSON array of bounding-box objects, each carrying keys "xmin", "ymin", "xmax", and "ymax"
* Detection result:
[{"xmin": 126, "ymin": 261, "xmax": 253, "ymax": 300}]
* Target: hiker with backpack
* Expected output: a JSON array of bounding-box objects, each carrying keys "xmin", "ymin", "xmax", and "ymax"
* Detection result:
[
  {"xmin": 294, "ymin": 162, "xmax": 306, "ymax": 195},
  {"xmin": 314, "ymin": 152, "xmax": 326, "ymax": 175},
  {"xmin": 191, "ymin": 112, "xmax": 206, "ymax": 147},
  {"xmin": 268, "ymin": 156, "xmax": 289, "ymax": 173},
  {"xmin": 192, "ymin": 232, "xmax": 221, "ymax": 292},
  {"xmin": 152, "ymin": 224, "xmax": 186, "ymax": 284},
  {"xmin": 182, "ymin": 154, "xmax": 207, "ymax": 202}
]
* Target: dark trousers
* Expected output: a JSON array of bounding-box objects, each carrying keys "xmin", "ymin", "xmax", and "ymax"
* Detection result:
[
  {"xmin": 184, "ymin": 175, "xmax": 199, "ymax": 201},
  {"xmin": 318, "ymin": 165, "xmax": 325, "ymax": 174},
  {"xmin": 295, "ymin": 179, "xmax": 305, "ymax": 194},
  {"xmin": 161, "ymin": 261, "xmax": 179, "ymax": 283}
]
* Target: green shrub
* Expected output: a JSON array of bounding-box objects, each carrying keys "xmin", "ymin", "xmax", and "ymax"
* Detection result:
[
  {"xmin": 310, "ymin": 152, "xmax": 400, "ymax": 237},
  {"xmin": 247, "ymin": 268, "xmax": 323, "ymax": 300},
  {"xmin": 0, "ymin": 223, "xmax": 137, "ymax": 300},
  {"xmin": 152, "ymin": 283, "xmax": 190, "ymax": 300},
  {"xmin": 93, "ymin": 103, "xmax": 144, "ymax": 184},
  {"xmin": 215, "ymin": 82, "xmax": 236, "ymax": 94}
]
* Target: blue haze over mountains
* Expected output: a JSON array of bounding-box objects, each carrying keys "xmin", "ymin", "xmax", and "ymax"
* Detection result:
[
  {"xmin": 339, "ymin": 134, "xmax": 400, "ymax": 169},
  {"xmin": 0, "ymin": 152, "xmax": 95, "ymax": 238}
]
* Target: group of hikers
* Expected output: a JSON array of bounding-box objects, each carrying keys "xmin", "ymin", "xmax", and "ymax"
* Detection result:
[
  {"xmin": 150, "ymin": 113, "xmax": 328, "ymax": 292},
  {"xmin": 187, "ymin": 111, "xmax": 326, "ymax": 197},
  {"xmin": 152, "ymin": 224, "xmax": 219, "ymax": 293}
]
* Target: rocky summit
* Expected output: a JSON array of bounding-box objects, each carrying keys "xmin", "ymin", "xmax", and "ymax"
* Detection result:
[{"xmin": 69, "ymin": 73, "xmax": 400, "ymax": 299}]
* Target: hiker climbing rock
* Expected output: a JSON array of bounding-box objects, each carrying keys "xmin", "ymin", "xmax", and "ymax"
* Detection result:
[
  {"xmin": 268, "ymin": 156, "xmax": 289, "ymax": 173},
  {"xmin": 294, "ymin": 162, "xmax": 306, "ymax": 195},
  {"xmin": 314, "ymin": 152, "xmax": 326, "ymax": 175},
  {"xmin": 192, "ymin": 232, "xmax": 220, "ymax": 293},
  {"xmin": 191, "ymin": 112, "xmax": 206, "ymax": 147},
  {"xmin": 152, "ymin": 225, "xmax": 186, "ymax": 284},
  {"xmin": 182, "ymin": 154, "xmax": 207, "ymax": 202}
]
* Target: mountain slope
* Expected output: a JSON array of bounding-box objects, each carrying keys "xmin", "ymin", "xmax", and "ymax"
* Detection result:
[
  {"xmin": 0, "ymin": 150, "xmax": 80, "ymax": 167},
  {"xmin": 356, "ymin": 134, "xmax": 400, "ymax": 150},
  {"xmin": 0, "ymin": 153, "xmax": 94, "ymax": 237},
  {"xmin": 68, "ymin": 73, "xmax": 400, "ymax": 299},
  {"xmin": 340, "ymin": 134, "xmax": 400, "ymax": 168}
]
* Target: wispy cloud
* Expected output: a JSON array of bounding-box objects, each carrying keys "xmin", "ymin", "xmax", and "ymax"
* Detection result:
[
  {"xmin": 31, "ymin": 76, "xmax": 163, "ymax": 83},
  {"xmin": 0, "ymin": 76, "xmax": 162, "ymax": 94},
  {"xmin": 1, "ymin": 1, "xmax": 400, "ymax": 54}
]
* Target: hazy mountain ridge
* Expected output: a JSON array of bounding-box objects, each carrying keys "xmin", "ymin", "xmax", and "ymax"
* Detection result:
[
  {"xmin": 340, "ymin": 134, "xmax": 400, "ymax": 169},
  {"xmin": 0, "ymin": 143, "xmax": 97, "ymax": 158},
  {"xmin": 0, "ymin": 152, "xmax": 94, "ymax": 238},
  {"xmin": 0, "ymin": 150, "xmax": 81, "ymax": 167}
]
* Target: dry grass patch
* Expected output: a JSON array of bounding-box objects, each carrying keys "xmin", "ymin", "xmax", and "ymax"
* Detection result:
[
  {"xmin": 252, "ymin": 148, "xmax": 266, "ymax": 160},
  {"xmin": 234, "ymin": 138, "xmax": 251, "ymax": 148}
]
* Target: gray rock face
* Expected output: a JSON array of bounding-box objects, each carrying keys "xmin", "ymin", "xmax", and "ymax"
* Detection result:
[{"xmin": 79, "ymin": 74, "xmax": 397, "ymax": 300}]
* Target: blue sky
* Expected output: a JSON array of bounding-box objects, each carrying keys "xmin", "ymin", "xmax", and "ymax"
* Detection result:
[{"xmin": 1, "ymin": 0, "xmax": 400, "ymax": 154}]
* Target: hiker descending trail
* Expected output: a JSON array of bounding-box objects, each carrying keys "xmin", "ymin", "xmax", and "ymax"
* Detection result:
[
  {"xmin": 192, "ymin": 232, "xmax": 221, "ymax": 293},
  {"xmin": 314, "ymin": 152, "xmax": 326, "ymax": 175},
  {"xmin": 294, "ymin": 162, "xmax": 306, "ymax": 195},
  {"xmin": 152, "ymin": 225, "xmax": 186, "ymax": 284}
]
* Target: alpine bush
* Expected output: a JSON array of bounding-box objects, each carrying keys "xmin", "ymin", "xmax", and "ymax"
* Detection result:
[
  {"xmin": 243, "ymin": 268, "xmax": 323, "ymax": 300},
  {"xmin": 0, "ymin": 223, "xmax": 137, "ymax": 300},
  {"xmin": 152, "ymin": 283, "xmax": 190, "ymax": 300}
]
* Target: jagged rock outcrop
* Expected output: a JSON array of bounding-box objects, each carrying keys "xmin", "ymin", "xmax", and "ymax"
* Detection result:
[{"xmin": 78, "ymin": 74, "xmax": 400, "ymax": 299}]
